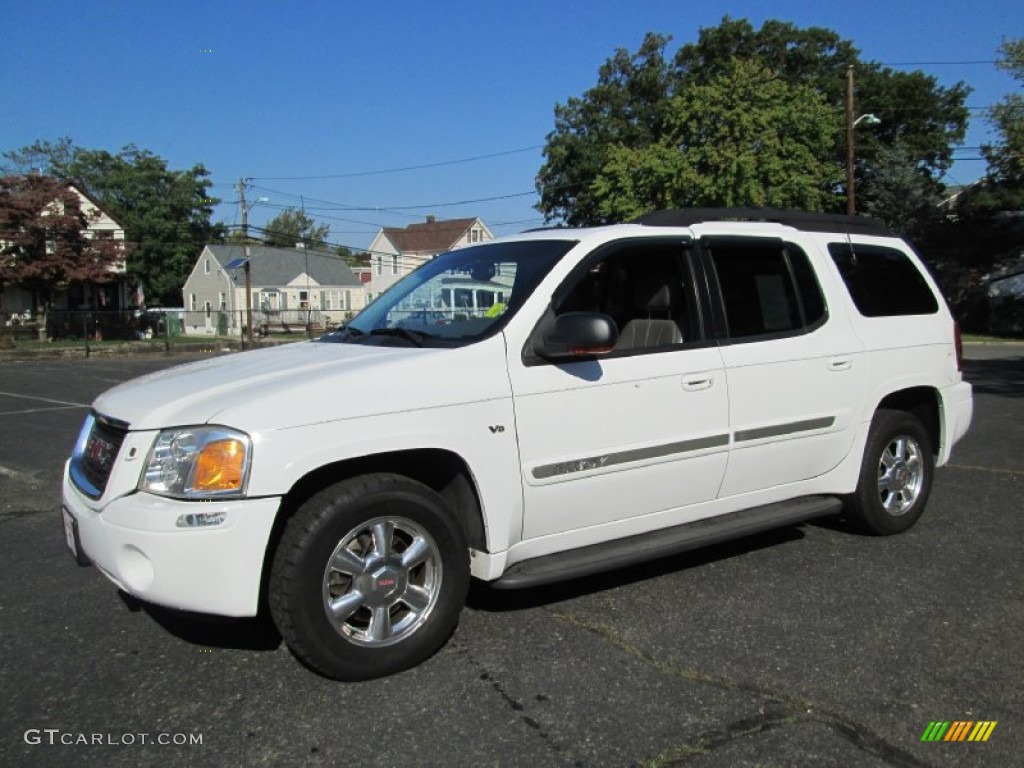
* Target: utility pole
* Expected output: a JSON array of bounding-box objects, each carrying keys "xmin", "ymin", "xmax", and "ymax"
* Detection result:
[
  {"xmin": 239, "ymin": 178, "xmax": 254, "ymax": 345},
  {"xmin": 846, "ymin": 66, "xmax": 856, "ymax": 216}
]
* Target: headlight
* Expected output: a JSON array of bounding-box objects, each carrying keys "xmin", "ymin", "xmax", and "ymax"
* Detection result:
[{"xmin": 140, "ymin": 426, "xmax": 251, "ymax": 499}]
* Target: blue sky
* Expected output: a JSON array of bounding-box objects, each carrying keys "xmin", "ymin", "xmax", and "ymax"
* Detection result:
[{"xmin": 3, "ymin": 0, "xmax": 1019, "ymax": 251}]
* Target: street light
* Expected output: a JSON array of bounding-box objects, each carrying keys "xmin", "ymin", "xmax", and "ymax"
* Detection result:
[{"xmin": 845, "ymin": 66, "xmax": 882, "ymax": 215}]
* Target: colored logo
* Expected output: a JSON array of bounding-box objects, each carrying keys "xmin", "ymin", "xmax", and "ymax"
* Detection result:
[{"xmin": 920, "ymin": 721, "xmax": 997, "ymax": 742}]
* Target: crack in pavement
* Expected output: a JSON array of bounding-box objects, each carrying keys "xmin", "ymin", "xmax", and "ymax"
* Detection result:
[
  {"xmin": 449, "ymin": 635, "xmax": 575, "ymax": 765},
  {"xmin": 549, "ymin": 610, "xmax": 934, "ymax": 768},
  {"xmin": 0, "ymin": 509, "xmax": 51, "ymax": 524}
]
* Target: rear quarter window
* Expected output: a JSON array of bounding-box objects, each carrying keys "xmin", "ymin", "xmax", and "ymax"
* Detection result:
[{"xmin": 828, "ymin": 243, "xmax": 938, "ymax": 317}]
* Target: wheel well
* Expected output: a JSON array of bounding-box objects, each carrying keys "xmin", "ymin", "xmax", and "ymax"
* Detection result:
[
  {"xmin": 257, "ymin": 449, "xmax": 486, "ymax": 613},
  {"xmin": 876, "ymin": 387, "xmax": 940, "ymax": 455}
]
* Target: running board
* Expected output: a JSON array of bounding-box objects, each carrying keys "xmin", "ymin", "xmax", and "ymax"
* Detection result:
[{"xmin": 491, "ymin": 495, "xmax": 843, "ymax": 590}]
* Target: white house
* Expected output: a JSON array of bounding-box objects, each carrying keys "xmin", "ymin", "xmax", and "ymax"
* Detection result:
[
  {"xmin": 182, "ymin": 244, "xmax": 365, "ymax": 336},
  {"xmin": 365, "ymin": 216, "xmax": 493, "ymax": 300},
  {"xmin": 0, "ymin": 180, "xmax": 129, "ymax": 319}
]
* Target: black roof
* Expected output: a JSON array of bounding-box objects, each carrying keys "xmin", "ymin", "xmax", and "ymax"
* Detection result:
[{"xmin": 632, "ymin": 208, "xmax": 893, "ymax": 236}]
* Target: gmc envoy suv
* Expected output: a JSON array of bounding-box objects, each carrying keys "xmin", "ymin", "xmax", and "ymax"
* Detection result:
[{"xmin": 62, "ymin": 208, "xmax": 973, "ymax": 679}]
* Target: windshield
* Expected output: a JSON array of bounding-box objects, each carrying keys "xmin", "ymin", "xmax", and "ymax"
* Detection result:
[{"xmin": 320, "ymin": 239, "xmax": 574, "ymax": 347}]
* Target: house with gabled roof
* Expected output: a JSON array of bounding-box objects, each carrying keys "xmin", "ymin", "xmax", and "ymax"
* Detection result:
[
  {"xmin": 182, "ymin": 244, "xmax": 364, "ymax": 335},
  {"xmin": 365, "ymin": 215, "xmax": 493, "ymax": 300},
  {"xmin": 1, "ymin": 178, "xmax": 129, "ymax": 320}
]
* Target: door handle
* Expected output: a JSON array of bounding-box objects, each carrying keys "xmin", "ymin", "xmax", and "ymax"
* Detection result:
[
  {"xmin": 683, "ymin": 377, "xmax": 713, "ymax": 391},
  {"xmin": 827, "ymin": 358, "xmax": 852, "ymax": 372}
]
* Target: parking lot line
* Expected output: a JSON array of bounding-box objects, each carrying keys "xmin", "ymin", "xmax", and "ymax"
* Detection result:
[
  {"xmin": 0, "ymin": 405, "xmax": 86, "ymax": 417},
  {"xmin": 0, "ymin": 391, "xmax": 90, "ymax": 408}
]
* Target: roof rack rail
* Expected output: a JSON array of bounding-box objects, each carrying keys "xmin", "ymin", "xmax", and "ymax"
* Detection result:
[{"xmin": 631, "ymin": 208, "xmax": 893, "ymax": 236}]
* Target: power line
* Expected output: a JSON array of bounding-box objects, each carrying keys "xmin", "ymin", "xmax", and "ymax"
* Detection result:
[
  {"xmin": 250, "ymin": 145, "xmax": 543, "ymax": 181},
  {"xmin": 245, "ymin": 183, "xmax": 538, "ymax": 222},
  {"xmin": 879, "ymin": 60, "xmax": 998, "ymax": 66}
]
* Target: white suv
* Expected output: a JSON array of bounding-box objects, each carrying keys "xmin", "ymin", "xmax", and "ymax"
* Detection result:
[{"xmin": 62, "ymin": 209, "xmax": 973, "ymax": 680}]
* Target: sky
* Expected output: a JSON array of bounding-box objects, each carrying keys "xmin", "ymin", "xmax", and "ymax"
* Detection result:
[{"xmin": 3, "ymin": 0, "xmax": 1020, "ymax": 252}]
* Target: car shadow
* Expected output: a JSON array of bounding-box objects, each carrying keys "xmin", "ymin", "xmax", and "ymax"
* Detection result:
[
  {"xmin": 963, "ymin": 356, "xmax": 1024, "ymax": 398},
  {"xmin": 119, "ymin": 591, "xmax": 282, "ymax": 651},
  {"xmin": 466, "ymin": 524, "xmax": 809, "ymax": 613}
]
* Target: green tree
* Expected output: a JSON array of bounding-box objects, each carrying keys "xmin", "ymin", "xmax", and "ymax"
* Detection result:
[
  {"xmin": 536, "ymin": 33, "xmax": 674, "ymax": 226},
  {"xmin": 0, "ymin": 175, "xmax": 125, "ymax": 338},
  {"xmin": 592, "ymin": 60, "xmax": 841, "ymax": 220},
  {"xmin": 2, "ymin": 139, "xmax": 225, "ymax": 304},
  {"xmin": 980, "ymin": 38, "xmax": 1024, "ymax": 207},
  {"xmin": 335, "ymin": 245, "xmax": 368, "ymax": 268},
  {"xmin": 261, "ymin": 208, "xmax": 330, "ymax": 250},
  {"xmin": 537, "ymin": 18, "xmax": 971, "ymax": 224},
  {"xmin": 859, "ymin": 143, "xmax": 944, "ymax": 234}
]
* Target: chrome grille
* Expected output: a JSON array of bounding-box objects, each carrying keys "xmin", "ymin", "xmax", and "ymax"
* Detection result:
[{"xmin": 71, "ymin": 413, "xmax": 129, "ymax": 499}]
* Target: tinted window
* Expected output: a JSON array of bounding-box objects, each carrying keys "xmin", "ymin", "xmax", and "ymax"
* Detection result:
[
  {"xmin": 707, "ymin": 240, "xmax": 824, "ymax": 339},
  {"xmin": 828, "ymin": 243, "xmax": 938, "ymax": 316},
  {"xmin": 788, "ymin": 247, "xmax": 827, "ymax": 327},
  {"xmin": 554, "ymin": 242, "xmax": 702, "ymax": 351}
]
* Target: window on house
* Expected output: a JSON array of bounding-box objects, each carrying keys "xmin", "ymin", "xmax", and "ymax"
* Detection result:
[
  {"xmin": 190, "ymin": 293, "xmax": 197, "ymax": 311},
  {"xmin": 219, "ymin": 292, "xmax": 226, "ymax": 310},
  {"xmin": 375, "ymin": 256, "xmax": 382, "ymax": 276},
  {"xmin": 204, "ymin": 259, "xmax": 211, "ymax": 275},
  {"xmin": 299, "ymin": 290, "xmax": 309, "ymax": 310},
  {"xmin": 391, "ymin": 255, "xmax": 399, "ymax": 275}
]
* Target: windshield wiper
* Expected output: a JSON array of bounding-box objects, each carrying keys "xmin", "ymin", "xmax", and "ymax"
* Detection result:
[{"xmin": 368, "ymin": 327, "xmax": 433, "ymax": 347}]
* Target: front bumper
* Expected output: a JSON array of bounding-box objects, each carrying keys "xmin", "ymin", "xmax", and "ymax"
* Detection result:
[{"xmin": 62, "ymin": 462, "xmax": 281, "ymax": 617}]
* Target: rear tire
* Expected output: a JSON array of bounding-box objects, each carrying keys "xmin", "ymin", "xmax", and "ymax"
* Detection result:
[
  {"xmin": 269, "ymin": 473, "xmax": 469, "ymax": 680},
  {"xmin": 847, "ymin": 409, "xmax": 934, "ymax": 535}
]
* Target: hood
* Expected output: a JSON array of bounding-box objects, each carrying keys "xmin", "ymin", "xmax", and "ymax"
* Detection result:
[{"xmin": 93, "ymin": 338, "xmax": 511, "ymax": 432}]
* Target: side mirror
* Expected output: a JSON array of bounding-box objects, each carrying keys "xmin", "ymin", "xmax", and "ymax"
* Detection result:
[{"xmin": 537, "ymin": 312, "xmax": 618, "ymax": 360}]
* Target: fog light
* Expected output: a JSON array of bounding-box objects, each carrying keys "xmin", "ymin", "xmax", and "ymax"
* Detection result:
[{"xmin": 176, "ymin": 511, "xmax": 227, "ymax": 528}]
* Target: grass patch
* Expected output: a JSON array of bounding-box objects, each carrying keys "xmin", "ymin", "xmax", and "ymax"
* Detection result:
[{"xmin": 961, "ymin": 333, "xmax": 1024, "ymax": 343}]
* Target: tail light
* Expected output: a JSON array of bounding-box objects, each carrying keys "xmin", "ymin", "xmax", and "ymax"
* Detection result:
[{"xmin": 954, "ymin": 321, "xmax": 963, "ymax": 372}]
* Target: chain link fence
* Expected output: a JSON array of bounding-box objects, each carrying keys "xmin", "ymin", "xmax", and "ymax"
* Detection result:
[{"xmin": 1, "ymin": 308, "xmax": 352, "ymax": 355}]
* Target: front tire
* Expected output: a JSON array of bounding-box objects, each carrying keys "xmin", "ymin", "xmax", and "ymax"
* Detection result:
[
  {"xmin": 847, "ymin": 409, "xmax": 934, "ymax": 535},
  {"xmin": 269, "ymin": 473, "xmax": 469, "ymax": 680}
]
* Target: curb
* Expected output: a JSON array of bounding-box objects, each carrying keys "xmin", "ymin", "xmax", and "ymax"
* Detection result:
[{"xmin": 0, "ymin": 336, "xmax": 309, "ymax": 363}]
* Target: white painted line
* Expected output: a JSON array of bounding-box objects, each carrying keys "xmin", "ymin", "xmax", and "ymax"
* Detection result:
[
  {"xmin": 0, "ymin": 405, "xmax": 86, "ymax": 416},
  {"xmin": 0, "ymin": 391, "xmax": 89, "ymax": 408}
]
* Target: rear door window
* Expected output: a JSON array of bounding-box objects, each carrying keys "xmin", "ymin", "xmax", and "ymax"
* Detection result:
[{"xmin": 704, "ymin": 238, "xmax": 827, "ymax": 340}]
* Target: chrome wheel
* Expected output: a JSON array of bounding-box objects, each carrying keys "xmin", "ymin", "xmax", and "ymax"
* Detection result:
[
  {"xmin": 322, "ymin": 516, "xmax": 442, "ymax": 647},
  {"xmin": 876, "ymin": 434, "xmax": 924, "ymax": 516}
]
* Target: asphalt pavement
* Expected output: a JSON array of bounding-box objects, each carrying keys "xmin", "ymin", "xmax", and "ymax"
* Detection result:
[{"xmin": 0, "ymin": 344, "xmax": 1020, "ymax": 767}]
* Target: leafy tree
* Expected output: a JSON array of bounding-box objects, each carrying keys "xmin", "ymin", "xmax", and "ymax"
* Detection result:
[
  {"xmin": 0, "ymin": 175, "xmax": 125, "ymax": 338},
  {"xmin": 979, "ymin": 38, "xmax": 1024, "ymax": 208},
  {"xmin": 2, "ymin": 139, "xmax": 225, "ymax": 304},
  {"xmin": 859, "ymin": 143, "xmax": 944, "ymax": 235},
  {"xmin": 537, "ymin": 18, "xmax": 971, "ymax": 224},
  {"xmin": 923, "ymin": 38, "xmax": 1024, "ymax": 331},
  {"xmin": 261, "ymin": 208, "xmax": 330, "ymax": 250},
  {"xmin": 536, "ymin": 33, "xmax": 674, "ymax": 226},
  {"xmin": 592, "ymin": 60, "xmax": 841, "ymax": 220},
  {"xmin": 335, "ymin": 245, "xmax": 369, "ymax": 268}
]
